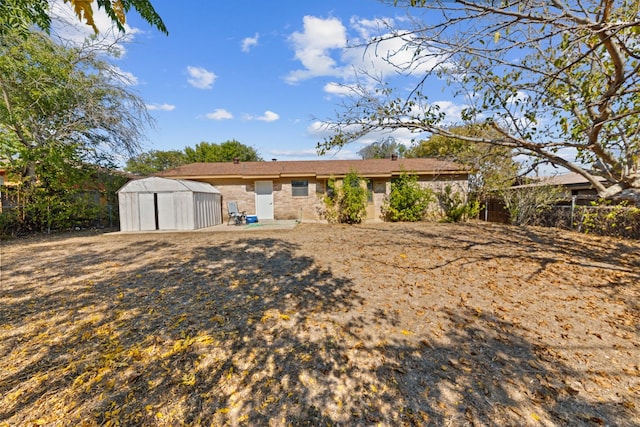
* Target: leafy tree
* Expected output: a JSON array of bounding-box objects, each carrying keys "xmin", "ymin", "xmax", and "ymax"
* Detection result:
[
  {"xmin": 0, "ymin": 30, "xmax": 150, "ymax": 178},
  {"xmin": 0, "ymin": 0, "xmax": 167, "ymax": 36},
  {"xmin": 0, "ymin": 30, "xmax": 152, "ymax": 231},
  {"xmin": 407, "ymin": 124, "xmax": 519, "ymax": 201},
  {"xmin": 184, "ymin": 140, "xmax": 262, "ymax": 163},
  {"xmin": 323, "ymin": 170, "xmax": 368, "ymax": 224},
  {"xmin": 125, "ymin": 150, "xmax": 187, "ymax": 175},
  {"xmin": 381, "ymin": 169, "xmax": 434, "ymax": 221},
  {"xmin": 319, "ymin": 0, "xmax": 640, "ymax": 198},
  {"xmin": 358, "ymin": 136, "xmax": 404, "ymax": 159}
]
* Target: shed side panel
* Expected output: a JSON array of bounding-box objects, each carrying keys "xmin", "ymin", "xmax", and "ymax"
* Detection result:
[
  {"xmin": 193, "ymin": 193, "xmax": 203, "ymax": 229},
  {"xmin": 174, "ymin": 192, "xmax": 194, "ymax": 230},
  {"xmin": 213, "ymin": 193, "xmax": 222, "ymax": 225}
]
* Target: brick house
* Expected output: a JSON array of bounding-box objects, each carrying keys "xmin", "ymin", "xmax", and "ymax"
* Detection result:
[{"xmin": 157, "ymin": 158, "xmax": 468, "ymax": 222}]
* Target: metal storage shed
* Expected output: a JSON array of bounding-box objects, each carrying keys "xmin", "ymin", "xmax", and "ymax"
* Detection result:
[{"xmin": 117, "ymin": 177, "xmax": 222, "ymax": 231}]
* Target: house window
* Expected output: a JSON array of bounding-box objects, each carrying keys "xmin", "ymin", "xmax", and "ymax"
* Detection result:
[
  {"xmin": 373, "ymin": 181, "xmax": 386, "ymax": 194},
  {"xmin": 367, "ymin": 181, "xmax": 373, "ymax": 203},
  {"xmin": 291, "ymin": 180, "xmax": 309, "ymax": 197}
]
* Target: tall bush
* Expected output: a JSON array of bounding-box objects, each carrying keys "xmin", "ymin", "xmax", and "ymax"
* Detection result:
[
  {"xmin": 437, "ymin": 185, "xmax": 480, "ymax": 223},
  {"xmin": 499, "ymin": 184, "xmax": 563, "ymax": 226},
  {"xmin": 382, "ymin": 170, "xmax": 434, "ymax": 221},
  {"xmin": 323, "ymin": 170, "xmax": 368, "ymax": 224}
]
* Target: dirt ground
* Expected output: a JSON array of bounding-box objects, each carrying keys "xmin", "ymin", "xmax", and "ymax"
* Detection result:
[{"xmin": 1, "ymin": 222, "xmax": 638, "ymax": 426}]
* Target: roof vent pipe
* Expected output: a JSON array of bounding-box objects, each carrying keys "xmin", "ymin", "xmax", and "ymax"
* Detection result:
[
  {"xmin": 391, "ymin": 154, "xmax": 398, "ymax": 161},
  {"xmin": 233, "ymin": 158, "xmax": 239, "ymax": 164}
]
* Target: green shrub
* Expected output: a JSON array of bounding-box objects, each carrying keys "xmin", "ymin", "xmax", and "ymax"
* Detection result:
[
  {"xmin": 580, "ymin": 200, "xmax": 640, "ymax": 238},
  {"xmin": 323, "ymin": 170, "xmax": 368, "ymax": 224},
  {"xmin": 382, "ymin": 170, "xmax": 434, "ymax": 221},
  {"xmin": 437, "ymin": 185, "xmax": 479, "ymax": 222}
]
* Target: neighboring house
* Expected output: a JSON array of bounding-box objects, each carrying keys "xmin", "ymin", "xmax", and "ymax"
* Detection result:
[
  {"xmin": 483, "ymin": 172, "xmax": 609, "ymax": 224},
  {"xmin": 157, "ymin": 158, "xmax": 468, "ymax": 222},
  {"xmin": 526, "ymin": 172, "xmax": 607, "ymax": 203}
]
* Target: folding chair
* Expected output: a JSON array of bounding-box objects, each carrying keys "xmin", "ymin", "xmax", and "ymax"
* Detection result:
[{"xmin": 227, "ymin": 201, "xmax": 246, "ymax": 225}]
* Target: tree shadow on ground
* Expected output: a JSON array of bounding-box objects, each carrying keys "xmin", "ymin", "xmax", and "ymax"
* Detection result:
[
  {"xmin": 0, "ymin": 231, "xmax": 637, "ymax": 425},
  {"xmin": 357, "ymin": 222, "xmax": 640, "ymax": 327}
]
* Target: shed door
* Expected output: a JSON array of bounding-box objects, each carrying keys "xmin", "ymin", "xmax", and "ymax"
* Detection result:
[
  {"xmin": 255, "ymin": 180, "xmax": 274, "ymax": 220},
  {"xmin": 157, "ymin": 192, "xmax": 176, "ymax": 229},
  {"xmin": 138, "ymin": 193, "xmax": 157, "ymax": 231}
]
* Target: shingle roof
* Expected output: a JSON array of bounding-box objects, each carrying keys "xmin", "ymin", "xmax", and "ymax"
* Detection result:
[
  {"xmin": 156, "ymin": 158, "xmax": 466, "ymax": 179},
  {"xmin": 520, "ymin": 172, "xmax": 607, "ymax": 188}
]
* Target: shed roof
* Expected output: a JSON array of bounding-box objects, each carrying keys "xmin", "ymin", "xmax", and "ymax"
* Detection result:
[
  {"xmin": 118, "ymin": 177, "xmax": 220, "ymax": 194},
  {"xmin": 156, "ymin": 158, "xmax": 466, "ymax": 180}
]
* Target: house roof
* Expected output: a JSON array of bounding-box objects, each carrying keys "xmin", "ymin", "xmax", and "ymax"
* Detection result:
[
  {"xmin": 118, "ymin": 177, "xmax": 220, "ymax": 194},
  {"xmin": 523, "ymin": 172, "xmax": 607, "ymax": 189},
  {"xmin": 156, "ymin": 158, "xmax": 466, "ymax": 180}
]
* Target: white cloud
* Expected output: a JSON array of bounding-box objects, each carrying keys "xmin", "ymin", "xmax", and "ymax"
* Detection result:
[
  {"xmin": 285, "ymin": 16, "xmax": 348, "ymax": 84},
  {"xmin": 245, "ymin": 111, "xmax": 280, "ymax": 122},
  {"xmin": 205, "ymin": 109, "xmax": 233, "ymax": 120},
  {"xmin": 187, "ymin": 66, "xmax": 217, "ymax": 89},
  {"xmin": 257, "ymin": 111, "xmax": 280, "ymax": 122},
  {"xmin": 349, "ymin": 16, "xmax": 393, "ymax": 40},
  {"xmin": 307, "ymin": 117, "xmax": 429, "ymax": 148},
  {"xmin": 323, "ymin": 82, "xmax": 356, "ymax": 96},
  {"xmin": 147, "ymin": 103, "xmax": 176, "ymax": 112},
  {"xmin": 317, "ymin": 149, "xmax": 360, "ymax": 160},
  {"xmin": 342, "ymin": 31, "xmax": 444, "ymax": 79},
  {"xmin": 506, "ymin": 90, "xmax": 530, "ymax": 105},
  {"xmin": 110, "ymin": 65, "xmax": 139, "ymax": 86},
  {"xmin": 307, "ymin": 120, "xmax": 333, "ymax": 138},
  {"xmin": 286, "ymin": 15, "xmax": 450, "ymax": 88},
  {"xmin": 432, "ymin": 100, "xmax": 468, "ymax": 124},
  {"xmin": 242, "ymin": 33, "xmax": 259, "ymax": 52},
  {"xmin": 269, "ymin": 148, "xmax": 318, "ymax": 157}
]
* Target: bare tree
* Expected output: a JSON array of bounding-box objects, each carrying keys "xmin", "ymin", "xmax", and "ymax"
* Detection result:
[{"xmin": 319, "ymin": 0, "xmax": 640, "ymax": 198}]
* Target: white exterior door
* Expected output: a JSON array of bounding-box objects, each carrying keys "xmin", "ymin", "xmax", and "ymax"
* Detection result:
[{"xmin": 255, "ymin": 181, "xmax": 274, "ymax": 220}]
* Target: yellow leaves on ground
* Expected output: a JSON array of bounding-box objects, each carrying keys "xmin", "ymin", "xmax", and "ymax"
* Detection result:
[
  {"xmin": 181, "ymin": 373, "xmax": 196, "ymax": 387},
  {"xmin": 161, "ymin": 332, "xmax": 217, "ymax": 359},
  {"xmin": 260, "ymin": 309, "xmax": 294, "ymax": 323}
]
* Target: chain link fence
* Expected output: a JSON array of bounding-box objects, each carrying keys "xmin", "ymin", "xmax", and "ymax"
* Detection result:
[
  {"xmin": 530, "ymin": 203, "xmax": 640, "ymax": 239},
  {"xmin": 482, "ymin": 196, "xmax": 640, "ymax": 239}
]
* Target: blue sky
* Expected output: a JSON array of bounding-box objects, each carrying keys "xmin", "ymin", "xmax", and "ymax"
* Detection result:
[{"xmin": 50, "ymin": 1, "xmax": 465, "ymax": 163}]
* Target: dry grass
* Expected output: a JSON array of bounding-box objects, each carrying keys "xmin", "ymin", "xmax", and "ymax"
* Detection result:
[{"xmin": 1, "ymin": 222, "xmax": 638, "ymax": 426}]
